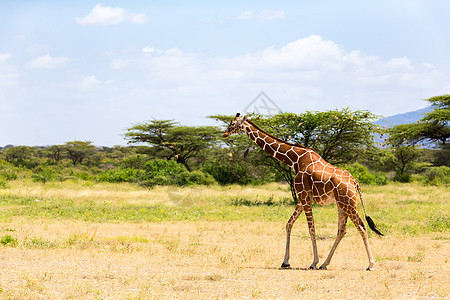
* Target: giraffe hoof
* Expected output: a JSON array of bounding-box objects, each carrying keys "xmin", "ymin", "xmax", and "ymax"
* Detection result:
[
  {"xmin": 366, "ymin": 267, "xmax": 374, "ymax": 271},
  {"xmin": 281, "ymin": 263, "xmax": 291, "ymax": 268},
  {"xmin": 319, "ymin": 265, "xmax": 327, "ymax": 270},
  {"xmin": 309, "ymin": 265, "xmax": 318, "ymax": 270}
]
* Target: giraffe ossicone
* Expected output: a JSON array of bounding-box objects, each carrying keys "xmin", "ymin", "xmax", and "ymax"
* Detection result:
[{"xmin": 222, "ymin": 113, "xmax": 383, "ymax": 270}]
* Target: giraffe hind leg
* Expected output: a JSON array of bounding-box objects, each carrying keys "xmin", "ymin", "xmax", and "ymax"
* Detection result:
[
  {"xmin": 319, "ymin": 207, "xmax": 347, "ymax": 270},
  {"xmin": 349, "ymin": 212, "xmax": 375, "ymax": 270}
]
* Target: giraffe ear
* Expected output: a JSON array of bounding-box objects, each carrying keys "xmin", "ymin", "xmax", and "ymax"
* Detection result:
[{"xmin": 243, "ymin": 115, "xmax": 249, "ymax": 121}]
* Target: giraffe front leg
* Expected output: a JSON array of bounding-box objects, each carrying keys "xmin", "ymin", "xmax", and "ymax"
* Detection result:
[
  {"xmin": 304, "ymin": 204, "xmax": 319, "ymax": 270},
  {"xmin": 294, "ymin": 175, "xmax": 319, "ymax": 270},
  {"xmin": 281, "ymin": 203, "xmax": 304, "ymax": 268}
]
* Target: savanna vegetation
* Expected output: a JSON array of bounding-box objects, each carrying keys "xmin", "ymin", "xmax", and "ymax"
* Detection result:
[
  {"xmin": 0, "ymin": 95, "xmax": 448, "ymax": 298},
  {"xmin": 1, "ymin": 96, "xmax": 448, "ymax": 197},
  {"xmin": 0, "ymin": 181, "xmax": 448, "ymax": 298}
]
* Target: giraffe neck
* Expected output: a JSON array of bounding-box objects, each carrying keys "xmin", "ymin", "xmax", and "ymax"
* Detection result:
[{"xmin": 243, "ymin": 120, "xmax": 309, "ymax": 169}]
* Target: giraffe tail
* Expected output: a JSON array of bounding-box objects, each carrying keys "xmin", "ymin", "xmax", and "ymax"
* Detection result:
[{"xmin": 356, "ymin": 182, "xmax": 384, "ymax": 236}]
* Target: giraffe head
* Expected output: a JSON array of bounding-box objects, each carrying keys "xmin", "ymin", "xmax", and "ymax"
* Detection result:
[{"xmin": 222, "ymin": 113, "xmax": 248, "ymax": 138}]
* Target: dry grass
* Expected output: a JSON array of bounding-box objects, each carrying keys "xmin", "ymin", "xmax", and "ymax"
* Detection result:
[
  {"xmin": 0, "ymin": 220, "xmax": 448, "ymax": 299},
  {"xmin": 0, "ymin": 181, "xmax": 448, "ymax": 298}
]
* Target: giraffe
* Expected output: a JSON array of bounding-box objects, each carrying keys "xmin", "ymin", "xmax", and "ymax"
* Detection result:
[{"xmin": 222, "ymin": 113, "xmax": 383, "ymax": 270}]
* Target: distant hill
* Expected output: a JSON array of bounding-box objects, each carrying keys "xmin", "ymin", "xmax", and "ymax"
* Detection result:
[
  {"xmin": 374, "ymin": 107, "xmax": 432, "ymax": 128},
  {"xmin": 373, "ymin": 106, "xmax": 434, "ymax": 146}
]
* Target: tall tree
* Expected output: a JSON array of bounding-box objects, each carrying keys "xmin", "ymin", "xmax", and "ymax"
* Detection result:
[
  {"xmin": 64, "ymin": 141, "xmax": 96, "ymax": 165},
  {"xmin": 386, "ymin": 95, "xmax": 450, "ymax": 167},
  {"xmin": 44, "ymin": 145, "xmax": 65, "ymax": 163},
  {"xmin": 389, "ymin": 95, "xmax": 449, "ymax": 147},
  {"xmin": 1, "ymin": 146, "xmax": 36, "ymax": 163},
  {"xmin": 125, "ymin": 120, "xmax": 218, "ymax": 171}
]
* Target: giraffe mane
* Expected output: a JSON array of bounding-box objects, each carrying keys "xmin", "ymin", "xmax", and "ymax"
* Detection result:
[{"xmin": 245, "ymin": 119, "xmax": 312, "ymax": 150}]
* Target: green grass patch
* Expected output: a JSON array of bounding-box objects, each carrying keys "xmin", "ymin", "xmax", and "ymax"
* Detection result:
[
  {"xmin": 0, "ymin": 235, "xmax": 18, "ymax": 246},
  {"xmin": 24, "ymin": 237, "xmax": 57, "ymax": 249},
  {"xmin": 0, "ymin": 182, "xmax": 448, "ymax": 236},
  {"xmin": 0, "ymin": 195, "xmax": 293, "ymax": 222}
]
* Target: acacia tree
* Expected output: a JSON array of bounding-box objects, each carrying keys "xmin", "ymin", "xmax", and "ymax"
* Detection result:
[
  {"xmin": 124, "ymin": 120, "xmax": 219, "ymax": 171},
  {"xmin": 385, "ymin": 95, "xmax": 450, "ymax": 178},
  {"xmin": 389, "ymin": 95, "xmax": 449, "ymax": 147},
  {"xmin": 1, "ymin": 146, "xmax": 36, "ymax": 163},
  {"xmin": 212, "ymin": 109, "xmax": 378, "ymax": 202},
  {"xmin": 44, "ymin": 145, "xmax": 65, "ymax": 163},
  {"xmin": 64, "ymin": 141, "xmax": 96, "ymax": 165}
]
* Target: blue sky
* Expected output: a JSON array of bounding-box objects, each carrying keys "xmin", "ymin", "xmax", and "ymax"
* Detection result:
[{"xmin": 1, "ymin": 1, "xmax": 449, "ymax": 146}]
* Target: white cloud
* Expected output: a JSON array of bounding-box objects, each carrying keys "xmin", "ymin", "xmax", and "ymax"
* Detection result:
[
  {"xmin": 26, "ymin": 54, "xmax": 71, "ymax": 69},
  {"xmin": 107, "ymin": 35, "xmax": 441, "ymax": 118},
  {"xmin": 76, "ymin": 4, "xmax": 148, "ymax": 26},
  {"xmin": 237, "ymin": 10, "xmax": 254, "ymax": 20},
  {"xmin": 79, "ymin": 75, "xmax": 101, "ymax": 91},
  {"xmin": 238, "ymin": 9, "xmax": 285, "ymax": 21},
  {"xmin": 259, "ymin": 10, "xmax": 285, "ymax": 21},
  {"xmin": 0, "ymin": 52, "xmax": 12, "ymax": 63},
  {"xmin": 142, "ymin": 47, "xmax": 162, "ymax": 55}
]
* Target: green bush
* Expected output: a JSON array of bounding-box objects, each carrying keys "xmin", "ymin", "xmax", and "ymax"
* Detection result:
[
  {"xmin": 421, "ymin": 166, "xmax": 450, "ymax": 185},
  {"xmin": 68, "ymin": 168, "xmax": 96, "ymax": 181},
  {"xmin": 120, "ymin": 154, "xmax": 151, "ymax": 169},
  {"xmin": 140, "ymin": 175, "xmax": 174, "ymax": 187},
  {"xmin": 393, "ymin": 173, "xmax": 412, "ymax": 183},
  {"xmin": 0, "ymin": 159, "xmax": 10, "ymax": 166},
  {"xmin": 0, "ymin": 160, "xmax": 22, "ymax": 181},
  {"xmin": 144, "ymin": 159, "xmax": 187, "ymax": 178},
  {"xmin": 175, "ymin": 170, "xmax": 216, "ymax": 186},
  {"xmin": 0, "ymin": 178, "xmax": 9, "ymax": 189},
  {"xmin": 31, "ymin": 166, "xmax": 57, "ymax": 183},
  {"xmin": 0, "ymin": 170, "xmax": 18, "ymax": 181},
  {"xmin": 340, "ymin": 163, "xmax": 388, "ymax": 185},
  {"xmin": 96, "ymin": 168, "xmax": 144, "ymax": 183},
  {"xmin": 202, "ymin": 160, "xmax": 254, "ymax": 185},
  {"xmin": 98, "ymin": 159, "xmax": 200, "ymax": 187}
]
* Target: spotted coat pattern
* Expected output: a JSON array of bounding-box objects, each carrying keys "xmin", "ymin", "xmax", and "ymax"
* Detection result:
[{"xmin": 223, "ymin": 115, "xmax": 376, "ymax": 270}]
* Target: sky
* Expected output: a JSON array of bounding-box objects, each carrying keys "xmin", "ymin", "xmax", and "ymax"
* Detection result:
[{"xmin": 1, "ymin": 1, "xmax": 449, "ymax": 146}]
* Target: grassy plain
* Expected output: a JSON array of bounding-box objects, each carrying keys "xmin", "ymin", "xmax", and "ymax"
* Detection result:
[{"xmin": 0, "ymin": 180, "xmax": 448, "ymax": 299}]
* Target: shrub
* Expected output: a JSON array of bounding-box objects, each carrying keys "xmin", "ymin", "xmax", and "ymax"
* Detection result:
[
  {"xmin": 0, "ymin": 160, "xmax": 22, "ymax": 181},
  {"xmin": 140, "ymin": 175, "xmax": 174, "ymax": 188},
  {"xmin": 422, "ymin": 166, "xmax": 450, "ymax": 185},
  {"xmin": 340, "ymin": 163, "xmax": 388, "ymax": 185},
  {"xmin": 96, "ymin": 168, "xmax": 144, "ymax": 183},
  {"xmin": 144, "ymin": 159, "xmax": 187, "ymax": 178},
  {"xmin": 393, "ymin": 173, "xmax": 412, "ymax": 183},
  {"xmin": 202, "ymin": 161, "xmax": 254, "ymax": 185},
  {"xmin": 175, "ymin": 170, "xmax": 216, "ymax": 186},
  {"xmin": 70, "ymin": 169, "xmax": 95, "ymax": 181},
  {"xmin": 0, "ymin": 178, "xmax": 9, "ymax": 189},
  {"xmin": 120, "ymin": 154, "xmax": 152, "ymax": 169},
  {"xmin": 31, "ymin": 166, "xmax": 56, "ymax": 183},
  {"xmin": 0, "ymin": 159, "xmax": 10, "ymax": 166},
  {"xmin": 0, "ymin": 170, "xmax": 18, "ymax": 181}
]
